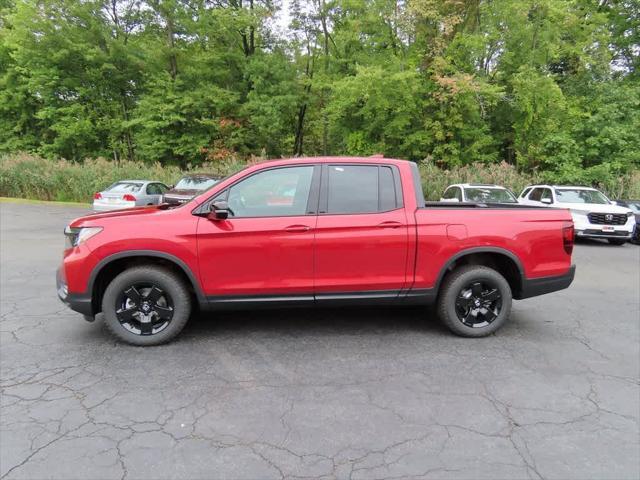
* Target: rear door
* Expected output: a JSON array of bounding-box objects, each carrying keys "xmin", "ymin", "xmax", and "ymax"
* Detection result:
[{"xmin": 313, "ymin": 164, "xmax": 409, "ymax": 298}]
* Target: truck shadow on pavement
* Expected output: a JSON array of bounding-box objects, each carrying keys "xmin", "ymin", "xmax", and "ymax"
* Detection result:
[{"xmin": 181, "ymin": 306, "xmax": 447, "ymax": 339}]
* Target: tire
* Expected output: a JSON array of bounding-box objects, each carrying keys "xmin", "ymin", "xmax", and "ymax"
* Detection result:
[
  {"xmin": 437, "ymin": 265, "xmax": 512, "ymax": 337},
  {"xmin": 102, "ymin": 266, "xmax": 192, "ymax": 346},
  {"xmin": 607, "ymin": 238, "xmax": 627, "ymax": 246}
]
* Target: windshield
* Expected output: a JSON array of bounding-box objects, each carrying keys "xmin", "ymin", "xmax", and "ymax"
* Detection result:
[
  {"xmin": 555, "ymin": 189, "xmax": 610, "ymax": 204},
  {"xmin": 107, "ymin": 182, "xmax": 142, "ymax": 193},
  {"xmin": 465, "ymin": 188, "xmax": 517, "ymax": 203},
  {"xmin": 175, "ymin": 177, "xmax": 219, "ymax": 191},
  {"xmin": 624, "ymin": 202, "xmax": 640, "ymax": 213}
]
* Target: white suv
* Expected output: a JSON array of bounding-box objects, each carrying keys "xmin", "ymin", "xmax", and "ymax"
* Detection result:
[{"xmin": 518, "ymin": 185, "xmax": 635, "ymax": 245}]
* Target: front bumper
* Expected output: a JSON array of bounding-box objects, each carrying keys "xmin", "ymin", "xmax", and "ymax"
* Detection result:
[
  {"xmin": 572, "ymin": 214, "xmax": 634, "ymax": 240},
  {"xmin": 575, "ymin": 229, "xmax": 632, "ymax": 240},
  {"xmin": 518, "ymin": 265, "xmax": 576, "ymax": 300},
  {"xmin": 162, "ymin": 195, "xmax": 192, "ymax": 205},
  {"xmin": 56, "ymin": 267, "xmax": 93, "ymax": 317}
]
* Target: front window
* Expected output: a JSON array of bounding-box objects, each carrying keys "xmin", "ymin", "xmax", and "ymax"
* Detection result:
[
  {"xmin": 175, "ymin": 177, "xmax": 219, "ymax": 191},
  {"xmin": 464, "ymin": 188, "xmax": 517, "ymax": 203},
  {"xmin": 225, "ymin": 166, "xmax": 314, "ymax": 217},
  {"xmin": 555, "ymin": 189, "xmax": 610, "ymax": 204}
]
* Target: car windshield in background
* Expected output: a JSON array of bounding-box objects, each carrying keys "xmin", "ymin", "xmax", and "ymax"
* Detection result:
[
  {"xmin": 175, "ymin": 177, "xmax": 218, "ymax": 190},
  {"xmin": 556, "ymin": 189, "xmax": 609, "ymax": 204},
  {"xmin": 107, "ymin": 182, "xmax": 142, "ymax": 193},
  {"xmin": 465, "ymin": 188, "xmax": 517, "ymax": 203},
  {"xmin": 624, "ymin": 202, "xmax": 640, "ymax": 213}
]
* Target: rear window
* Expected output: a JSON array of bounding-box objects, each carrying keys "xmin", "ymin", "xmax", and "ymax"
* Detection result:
[
  {"xmin": 175, "ymin": 177, "xmax": 218, "ymax": 190},
  {"xmin": 327, "ymin": 165, "xmax": 379, "ymax": 214},
  {"xmin": 107, "ymin": 182, "xmax": 142, "ymax": 193}
]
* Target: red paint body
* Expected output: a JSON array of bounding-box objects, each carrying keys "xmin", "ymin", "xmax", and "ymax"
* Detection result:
[{"xmin": 60, "ymin": 157, "xmax": 574, "ymax": 307}]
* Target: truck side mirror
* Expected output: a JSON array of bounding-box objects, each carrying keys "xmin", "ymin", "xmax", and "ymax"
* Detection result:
[
  {"xmin": 209, "ymin": 201, "xmax": 229, "ymax": 220},
  {"xmin": 541, "ymin": 198, "xmax": 552, "ymax": 205}
]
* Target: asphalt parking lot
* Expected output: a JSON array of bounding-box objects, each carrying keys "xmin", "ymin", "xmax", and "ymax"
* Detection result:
[{"xmin": 1, "ymin": 202, "xmax": 639, "ymax": 480}]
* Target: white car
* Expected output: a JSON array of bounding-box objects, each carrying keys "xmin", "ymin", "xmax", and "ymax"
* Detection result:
[
  {"xmin": 440, "ymin": 183, "xmax": 519, "ymax": 203},
  {"xmin": 518, "ymin": 185, "xmax": 635, "ymax": 245},
  {"xmin": 93, "ymin": 180, "xmax": 169, "ymax": 212}
]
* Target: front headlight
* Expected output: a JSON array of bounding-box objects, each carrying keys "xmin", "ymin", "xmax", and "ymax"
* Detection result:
[
  {"xmin": 64, "ymin": 226, "xmax": 102, "ymax": 249},
  {"xmin": 627, "ymin": 211, "xmax": 634, "ymax": 218}
]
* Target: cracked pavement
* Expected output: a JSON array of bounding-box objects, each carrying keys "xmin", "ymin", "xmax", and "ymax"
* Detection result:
[{"xmin": 1, "ymin": 202, "xmax": 639, "ymax": 479}]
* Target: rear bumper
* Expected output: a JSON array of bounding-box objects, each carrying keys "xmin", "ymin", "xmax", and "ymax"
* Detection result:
[
  {"xmin": 517, "ymin": 265, "xmax": 576, "ymax": 300},
  {"xmin": 56, "ymin": 268, "xmax": 93, "ymax": 317},
  {"xmin": 93, "ymin": 200, "xmax": 136, "ymax": 211}
]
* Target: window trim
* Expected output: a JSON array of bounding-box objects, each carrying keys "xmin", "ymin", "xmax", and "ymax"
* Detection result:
[
  {"xmin": 318, "ymin": 163, "xmax": 404, "ymax": 216},
  {"xmin": 192, "ymin": 164, "xmax": 321, "ymax": 219}
]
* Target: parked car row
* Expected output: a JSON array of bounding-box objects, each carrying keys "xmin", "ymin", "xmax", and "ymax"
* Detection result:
[
  {"xmin": 440, "ymin": 183, "xmax": 638, "ymax": 245},
  {"xmin": 93, "ymin": 174, "xmax": 221, "ymax": 211}
]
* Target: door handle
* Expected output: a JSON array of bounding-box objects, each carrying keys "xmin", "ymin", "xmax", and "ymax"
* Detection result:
[
  {"xmin": 377, "ymin": 221, "xmax": 403, "ymax": 229},
  {"xmin": 284, "ymin": 225, "xmax": 312, "ymax": 232}
]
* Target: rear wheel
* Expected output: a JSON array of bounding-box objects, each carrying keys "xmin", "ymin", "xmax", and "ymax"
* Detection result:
[
  {"xmin": 437, "ymin": 265, "xmax": 512, "ymax": 337},
  {"xmin": 607, "ymin": 238, "xmax": 627, "ymax": 246},
  {"xmin": 102, "ymin": 266, "xmax": 191, "ymax": 346}
]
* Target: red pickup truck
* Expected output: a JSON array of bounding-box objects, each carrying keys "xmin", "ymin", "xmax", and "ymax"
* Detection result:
[{"xmin": 57, "ymin": 157, "xmax": 575, "ymax": 345}]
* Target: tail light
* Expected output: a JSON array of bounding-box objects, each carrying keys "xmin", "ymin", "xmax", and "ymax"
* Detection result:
[
  {"xmin": 122, "ymin": 194, "xmax": 136, "ymax": 202},
  {"xmin": 563, "ymin": 223, "xmax": 574, "ymax": 255},
  {"xmin": 93, "ymin": 192, "xmax": 102, "ymax": 200}
]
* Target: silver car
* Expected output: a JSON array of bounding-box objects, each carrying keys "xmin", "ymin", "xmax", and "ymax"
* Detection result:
[{"xmin": 93, "ymin": 180, "xmax": 169, "ymax": 212}]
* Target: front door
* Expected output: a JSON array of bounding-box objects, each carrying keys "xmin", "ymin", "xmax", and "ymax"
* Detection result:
[{"xmin": 197, "ymin": 165, "xmax": 319, "ymax": 298}]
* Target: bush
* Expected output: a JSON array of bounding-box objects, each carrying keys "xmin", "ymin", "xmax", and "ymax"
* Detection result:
[{"xmin": 1, "ymin": 153, "xmax": 638, "ymax": 203}]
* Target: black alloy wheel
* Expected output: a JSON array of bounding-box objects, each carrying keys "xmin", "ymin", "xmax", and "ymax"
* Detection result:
[
  {"xmin": 115, "ymin": 283, "xmax": 174, "ymax": 336},
  {"xmin": 102, "ymin": 266, "xmax": 191, "ymax": 345},
  {"xmin": 437, "ymin": 265, "xmax": 512, "ymax": 337},
  {"xmin": 454, "ymin": 281, "xmax": 502, "ymax": 328}
]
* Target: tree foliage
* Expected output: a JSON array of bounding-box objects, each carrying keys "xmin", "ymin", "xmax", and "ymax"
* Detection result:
[{"xmin": 0, "ymin": 0, "xmax": 638, "ymax": 180}]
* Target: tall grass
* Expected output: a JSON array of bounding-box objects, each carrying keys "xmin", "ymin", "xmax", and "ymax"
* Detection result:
[
  {"xmin": 0, "ymin": 153, "xmax": 245, "ymax": 203},
  {"xmin": 1, "ymin": 153, "xmax": 639, "ymax": 203}
]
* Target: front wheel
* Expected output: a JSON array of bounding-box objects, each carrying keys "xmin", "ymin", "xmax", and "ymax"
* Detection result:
[
  {"xmin": 607, "ymin": 238, "xmax": 627, "ymax": 246},
  {"xmin": 102, "ymin": 266, "xmax": 192, "ymax": 346},
  {"xmin": 437, "ymin": 265, "xmax": 512, "ymax": 337}
]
